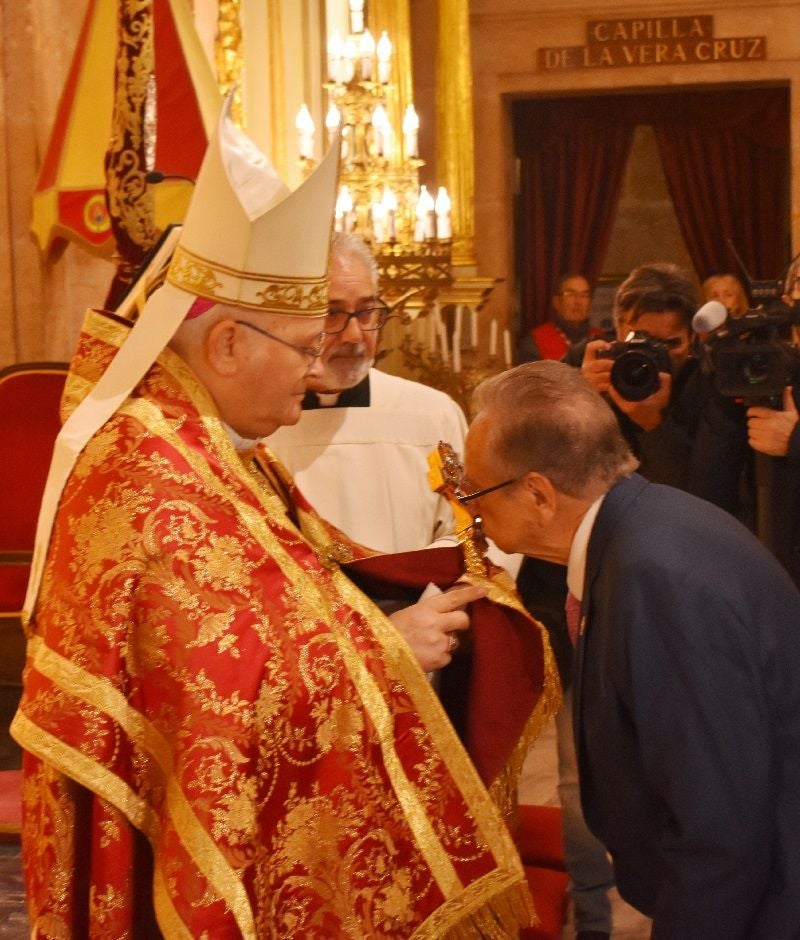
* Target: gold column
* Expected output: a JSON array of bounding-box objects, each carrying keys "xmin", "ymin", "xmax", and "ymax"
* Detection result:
[
  {"xmin": 215, "ymin": 0, "xmax": 244, "ymax": 124},
  {"xmin": 437, "ymin": 0, "xmax": 475, "ymax": 266},
  {"xmin": 369, "ymin": 0, "xmax": 414, "ymax": 165},
  {"xmin": 267, "ymin": 0, "xmax": 287, "ymax": 177}
]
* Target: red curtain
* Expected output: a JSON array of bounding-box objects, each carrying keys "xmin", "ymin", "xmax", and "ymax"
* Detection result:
[
  {"xmin": 513, "ymin": 88, "xmax": 789, "ymax": 339},
  {"xmin": 652, "ymin": 90, "xmax": 789, "ymax": 281},
  {"xmin": 514, "ymin": 99, "xmax": 634, "ymax": 333}
]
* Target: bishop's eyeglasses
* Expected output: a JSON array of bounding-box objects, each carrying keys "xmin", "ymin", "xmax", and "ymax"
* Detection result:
[{"xmin": 235, "ymin": 320, "xmax": 326, "ymax": 360}]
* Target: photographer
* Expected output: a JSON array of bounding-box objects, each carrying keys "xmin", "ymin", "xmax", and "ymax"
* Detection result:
[
  {"xmin": 742, "ymin": 258, "xmax": 800, "ymax": 583},
  {"xmin": 575, "ymin": 263, "xmax": 708, "ymax": 490},
  {"xmin": 746, "ymin": 256, "xmax": 800, "ymax": 459}
]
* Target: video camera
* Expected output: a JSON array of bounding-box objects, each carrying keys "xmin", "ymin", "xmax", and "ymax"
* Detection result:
[
  {"xmin": 694, "ymin": 256, "xmax": 800, "ymax": 404},
  {"xmin": 597, "ymin": 330, "xmax": 674, "ymax": 402}
]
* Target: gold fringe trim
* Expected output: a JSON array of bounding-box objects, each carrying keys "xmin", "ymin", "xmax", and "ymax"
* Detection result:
[
  {"xmin": 438, "ymin": 877, "xmax": 537, "ymax": 938},
  {"xmin": 489, "ymin": 670, "xmax": 561, "ymax": 828}
]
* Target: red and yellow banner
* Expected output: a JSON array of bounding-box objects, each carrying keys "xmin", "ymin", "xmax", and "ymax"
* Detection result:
[{"xmin": 31, "ymin": 0, "xmax": 221, "ymax": 257}]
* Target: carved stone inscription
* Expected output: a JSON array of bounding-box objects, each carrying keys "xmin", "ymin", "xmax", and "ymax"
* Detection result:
[{"xmin": 538, "ymin": 16, "xmax": 767, "ymax": 71}]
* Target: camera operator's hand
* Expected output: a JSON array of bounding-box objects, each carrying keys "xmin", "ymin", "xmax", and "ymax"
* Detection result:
[
  {"xmin": 581, "ymin": 339, "xmax": 615, "ymax": 393},
  {"xmin": 747, "ymin": 387, "xmax": 799, "ymax": 457},
  {"xmin": 607, "ymin": 372, "xmax": 672, "ymax": 431}
]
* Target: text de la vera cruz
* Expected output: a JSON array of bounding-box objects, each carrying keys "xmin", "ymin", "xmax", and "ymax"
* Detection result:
[{"xmin": 538, "ymin": 16, "xmax": 766, "ymax": 72}]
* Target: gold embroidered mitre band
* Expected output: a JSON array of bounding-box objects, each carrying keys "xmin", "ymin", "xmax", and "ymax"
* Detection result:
[{"xmin": 168, "ymin": 245, "xmax": 328, "ymax": 315}]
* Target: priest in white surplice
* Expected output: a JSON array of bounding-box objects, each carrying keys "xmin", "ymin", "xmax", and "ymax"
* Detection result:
[{"xmin": 267, "ymin": 233, "xmax": 468, "ymax": 553}]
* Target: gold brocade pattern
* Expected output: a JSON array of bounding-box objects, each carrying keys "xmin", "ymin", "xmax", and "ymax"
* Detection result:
[{"xmin": 12, "ymin": 312, "xmax": 532, "ymax": 938}]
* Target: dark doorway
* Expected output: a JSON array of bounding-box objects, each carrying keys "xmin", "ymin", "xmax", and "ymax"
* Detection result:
[{"xmin": 512, "ymin": 85, "xmax": 790, "ymax": 341}]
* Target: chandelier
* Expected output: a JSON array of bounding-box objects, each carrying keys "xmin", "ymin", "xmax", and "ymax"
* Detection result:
[{"xmin": 294, "ymin": 2, "xmax": 452, "ymax": 299}]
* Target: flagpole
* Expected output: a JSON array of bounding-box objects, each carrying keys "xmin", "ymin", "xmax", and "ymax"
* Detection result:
[{"xmin": 104, "ymin": 0, "xmax": 159, "ymax": 310}]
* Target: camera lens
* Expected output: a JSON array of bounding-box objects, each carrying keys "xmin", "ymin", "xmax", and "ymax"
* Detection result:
[
  {"xmin": 610, "ymin": 352, "xmax": 660, "ymax": 402},
  {"xmin": 741, "ymin": 352, "xmax": 770, "ymax": 386}
]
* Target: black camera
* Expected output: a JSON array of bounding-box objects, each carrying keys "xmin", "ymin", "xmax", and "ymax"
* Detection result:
[
  {"xmin": 700, "ymin": 294, "xmax": 799, "ymax": 403},
  {"xmin": 697, "ymin": 244, "xmax": 800, "ymax": 404},
  {"xmin": 597, "ymin": 331, "xmax": 673, "ymax": 402}
]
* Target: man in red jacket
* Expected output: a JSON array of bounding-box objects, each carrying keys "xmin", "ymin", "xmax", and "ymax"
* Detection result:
[{"xmin": 519, "ymin": 273, "xmax": 602, "ymax": 362}]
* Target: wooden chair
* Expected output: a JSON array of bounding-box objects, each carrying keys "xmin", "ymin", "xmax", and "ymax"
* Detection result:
[
  {"xmin": 518, "ymin": 804, "xmax": 571, "ymax": 940},
  {"xmin": 0, "ymin": 362, "xmax": 68, "ymax": 688}
]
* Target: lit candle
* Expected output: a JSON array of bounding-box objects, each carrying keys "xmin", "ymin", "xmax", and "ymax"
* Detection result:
[
  {"xmin": 469, "ymin": 306, "xmax": 478, "ymax": 347},
  {"xmin": 489, "ymin": 319, "xmax": 498, "ymax": 357},
  {"xmin": 371, "ymin": 201, "xmax": 386, "ymax": 243},
  {"xmin": 359, "ymin": 29, "xmax": 375, "ymax": 81},
  {"xmin": 452, "ymin": 341, "xmax": 461, "ymax": 373},
  {"xmin": 435, "ymin": 186, "xmax": 451, "ymax": 240},
  {"xmin": 371, "ymin": 104, "xmax": 389, "ymax": 157},
  {"xmin": 325, "ymin": 104, "xmax": 341, "ymax": 146},
  {"xmin": 403, "ymin": 105, "xmax": 419, "ymax": 159},
  {"xmin": 295, "ymin": 104, "xmax": 315, "ymax": 160},
  {"xmin": 327, "ymin": 31, "xmax": 343, "ymax": 83},
  {"xmin": 342, "ymin": 36, "xmax": 357, "ymax": 83},
  {"xmin": 503, "ymin": 329, "xmax": 512, "ymax": 367},
  {"xmin": 349, "ymin": 0, "xmax": 365, "ymax": 34},
  {"xmin": 337, "ymin": 186, "xmax": 354, "ymax": 233},
  {"xmin": 426, "ymin": 187, "xmax": 437, "ymax": 239},
  {"xmin": 382, "ymin": 187, "xmax": 397, "ymax": 240},
  {"xmin": 415, "ymin": 185, "xmax": 434, "ymax": 242},
  {"xmin": 377, "ymin": 32, "xmax": 392, "ymax": 83}
]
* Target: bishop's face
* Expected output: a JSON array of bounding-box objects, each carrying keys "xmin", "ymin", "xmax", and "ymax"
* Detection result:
[{"xmin": 223, "ymin": 311, "xmax": 325, "ymax": 438}]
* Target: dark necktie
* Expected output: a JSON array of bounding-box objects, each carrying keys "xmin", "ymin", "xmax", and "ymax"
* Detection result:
[{"xmin": 565, "ymin": 591, "xmax": 582, "ymax": 647}]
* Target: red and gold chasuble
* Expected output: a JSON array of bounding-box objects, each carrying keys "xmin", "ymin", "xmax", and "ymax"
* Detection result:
[{"xmin": 12, "ymin": 310, "xmax": 548, "ymax": 938}]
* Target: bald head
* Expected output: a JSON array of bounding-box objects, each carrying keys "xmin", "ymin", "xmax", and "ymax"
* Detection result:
[
  {"xmin": 472, "ymin": 360, "xmax": 637, "ymax": 501},
  {"xmin": 168, "ymin": 303, "xmax": 324, "ymax": 439}
]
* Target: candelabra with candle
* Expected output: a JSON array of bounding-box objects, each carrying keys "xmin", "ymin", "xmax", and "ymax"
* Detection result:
[
  {"xmin": 397, "ymin": 305, "xmax": 514, "ymax": 417},
  {"xmin": 295, "ymin": 3, "xmax": 453, "ymax": 303}
]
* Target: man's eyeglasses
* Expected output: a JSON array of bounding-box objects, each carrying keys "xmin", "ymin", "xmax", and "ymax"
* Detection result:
[
  {"xmin": 456, "ymin": 475, "xmax": 520, "ymax": 504},
  {"xmin": 324, "ymin": 302, "xmax": 391, "ymax": 335},
  {"xmin": 560, "ymin": 290, "xmax": 591, "ymax": 300},
  {"xmin": 235, "ymin": 320, "xmax": 325, "ymax": 360}
]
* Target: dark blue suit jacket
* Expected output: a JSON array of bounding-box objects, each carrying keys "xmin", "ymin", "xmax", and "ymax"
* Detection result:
[{"xmin": 573, "ymin": 474, "xmax": 800, "ymax": 939}]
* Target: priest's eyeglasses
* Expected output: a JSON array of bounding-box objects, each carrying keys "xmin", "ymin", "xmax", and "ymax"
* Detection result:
[
  {"xmin": 324, "ymin": 302, "xmax": 391, "ymax": 334},
  {"xmin": 235, "ymin": 320, "xmax": 326, "ymax": 360}
]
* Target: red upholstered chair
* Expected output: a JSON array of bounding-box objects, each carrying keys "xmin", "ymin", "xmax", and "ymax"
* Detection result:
[
  {"xmin": 0, "ymin": 362, "xmax": 68, "ymax": 688},
  {"xmin": 518, "ymin": 804, "xmax": 571, "ymax": 940},
  {"xmin": 0, "ymin": 769, "xmax": 22, "ymax": 843}
]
